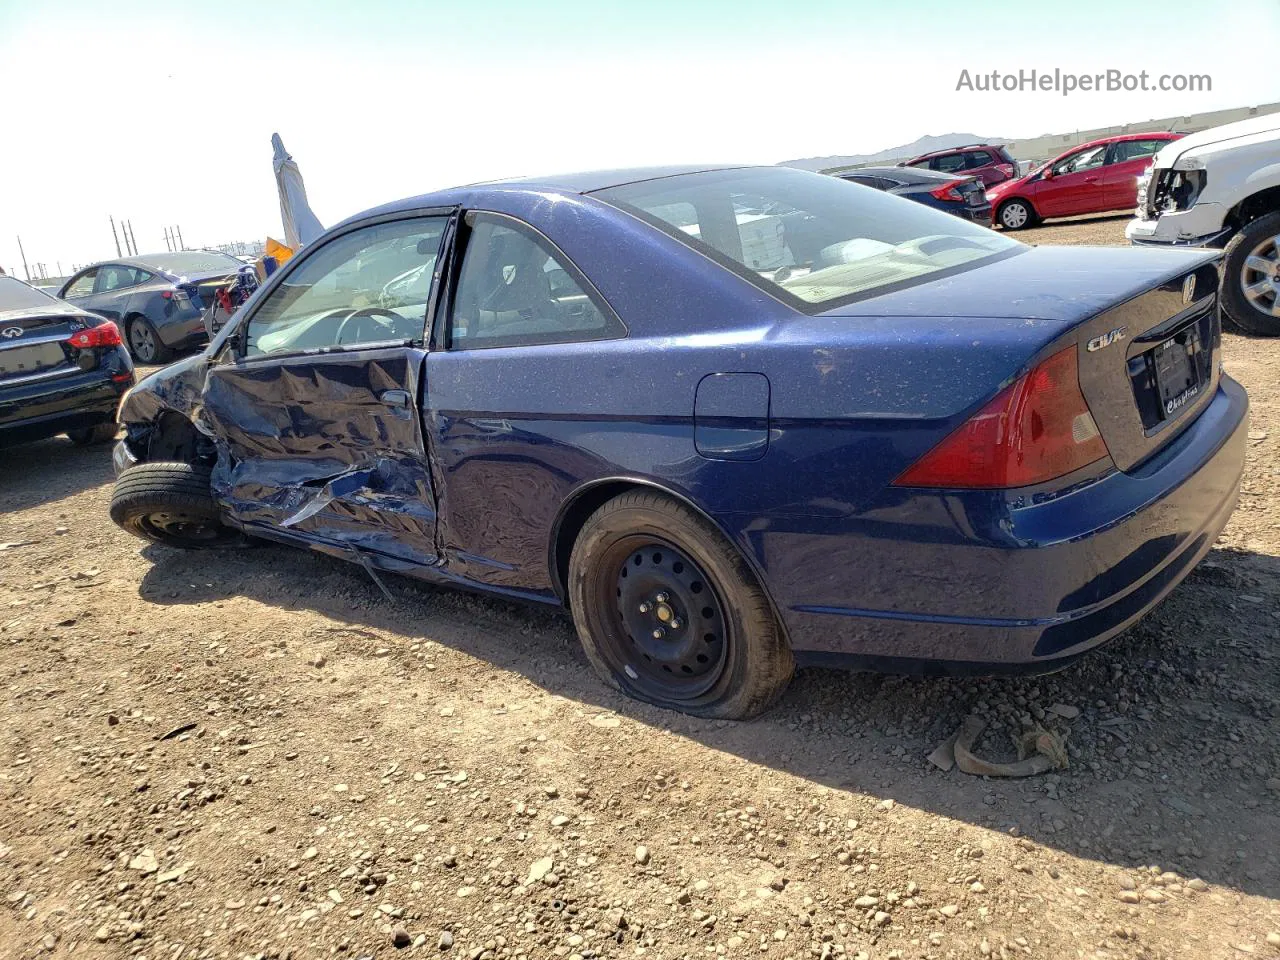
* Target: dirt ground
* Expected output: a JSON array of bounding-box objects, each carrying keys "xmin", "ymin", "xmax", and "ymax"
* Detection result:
[{"xmin": 2, "ymin": 216, "xmax": 1278, "ymax": 960}]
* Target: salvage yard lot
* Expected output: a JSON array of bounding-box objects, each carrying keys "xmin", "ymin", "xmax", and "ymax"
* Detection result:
[{"xmin": 2, "ymin": 217, "xmax": 1278, "ymax": 960}]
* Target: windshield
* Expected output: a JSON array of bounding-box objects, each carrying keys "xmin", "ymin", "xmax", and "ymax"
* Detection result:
[
  {"xmin": 0, "ymin": 275, "xmax": 59, "ymax": 310},
  {"xmin": 144, "ymin": 251, "xmax": 244, "ymax": 275},
  {"xmin": 595, "ymin": 167, "xmax": 1022, "ymax": 309}
]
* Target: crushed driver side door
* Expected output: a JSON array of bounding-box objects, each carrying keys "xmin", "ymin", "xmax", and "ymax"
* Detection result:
[{"xmin": 199, "ymin": 209, "xmax": 456, "ymax": 567}]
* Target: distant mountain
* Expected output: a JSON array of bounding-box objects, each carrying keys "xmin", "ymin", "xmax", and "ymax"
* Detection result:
[{"xmin": 778, "ymin": 133, "xmax": 1010, "ymax": 172}]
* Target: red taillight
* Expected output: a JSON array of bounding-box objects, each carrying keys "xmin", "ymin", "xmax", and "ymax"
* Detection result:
[
  {"xmin": 68, "ymin": 320, "xmax": 123, "ymax": 349},
  {"xmin": 929, "ymin": 179, "xmax": 968, "ymax": 201},
  {"xmin": 893, "ymin": 347, "xmax": 1111, "ymax": 489}
]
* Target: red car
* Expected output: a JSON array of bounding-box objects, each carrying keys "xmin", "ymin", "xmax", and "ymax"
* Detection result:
[
  {"xmin": 986, "ymin": 132, "xmax": 1183, "ymax": 230},
  {"xmin": 898, "ymin": 144, "xmax": 1018, "ymax": 187}
]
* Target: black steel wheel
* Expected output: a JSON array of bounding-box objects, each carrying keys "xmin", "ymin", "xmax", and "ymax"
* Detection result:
[
  {"xmin": 110, "ymin": 461, "xmax": 244, "ymax": 549},
  {"xmin": 569, "ymin": 490, "xmax": 793, "ymax": 719},
  {"xmin": 611, "ymin": 537, "xmax": 730, "ymax": 700}
]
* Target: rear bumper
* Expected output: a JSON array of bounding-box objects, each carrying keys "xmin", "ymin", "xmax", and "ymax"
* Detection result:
[
  {"xmin": 156, "ymin": 306, "xmax": 210, "ymax": 350},
  {"xmin": 765, "ymin": 376, "xmax": 1249, "ymax": 672},
  {"xmin": 0, "ymin": 353, "xmax": 134, "ymax": 447}
]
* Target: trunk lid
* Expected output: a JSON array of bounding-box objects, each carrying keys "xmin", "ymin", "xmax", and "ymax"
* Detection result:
[
  {"xmin": 820, "ymin": 244, "xmax": 1224, "ymax": 472},
  {"xmin": 0, "ymin": 304, "xmax": 93, "ymax": 383}
]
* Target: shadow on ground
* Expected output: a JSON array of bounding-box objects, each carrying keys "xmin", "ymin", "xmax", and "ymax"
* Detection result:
[
  {"xmin": 0, "ymin": 435, "xmax": 116, "ymax": 514},
  {"xmin": 137, "ymin": 536, "xmax": 1280, "ymax": 901}
]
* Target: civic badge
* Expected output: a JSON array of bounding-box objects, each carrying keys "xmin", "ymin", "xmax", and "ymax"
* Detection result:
[
  {"xmin": 1087, "ymin": 326, "xmax": 1127, "ymax": 352},
  {"xmin": 1, "ymin": 327, "xmax": 22, "ymax": 339},
  {"xmin": 1182, "ymin": 274, "xmax": 1197, "ymax": 305}
]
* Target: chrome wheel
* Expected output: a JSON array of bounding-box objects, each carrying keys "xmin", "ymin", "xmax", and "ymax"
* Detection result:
[
  {"xmin": 1241, "ymin": 233, "xmax": 1280, "ymax": 318},
  {"xmin": 1000, "ymin": 201, "xmax": 1030, "ymax": 229}
]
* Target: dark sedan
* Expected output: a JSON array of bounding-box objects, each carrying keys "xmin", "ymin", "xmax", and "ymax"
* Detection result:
[
  {"xmin": 108, "ymin": 165, "xmax": 1245, "ymax": 719},
  {"xmin": 0, "ymin": 276, "xmax": 134, "ymax": 448},
  {"xmin": 58, "ymin": 251, "xmax": 248, "ymax": 364},
  {"xmin": 836, "ymin": 166, "xmax": 992, "ymax": 224}
]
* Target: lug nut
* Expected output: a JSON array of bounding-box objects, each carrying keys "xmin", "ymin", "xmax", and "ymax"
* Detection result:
[
  {"xmin": 669, "ymin": 618, "xmax": 682, "ymax": 630},
  {"xmin": 652, "ymin": 629, "xmax": 664, "ymax": 640},
  {"xmin": 655, "ymin": 592, "xmax": 669, "ymax": 603},
  {"xmin": 638, "ymin": 602, "xmax": 651, "ymax": 613}
]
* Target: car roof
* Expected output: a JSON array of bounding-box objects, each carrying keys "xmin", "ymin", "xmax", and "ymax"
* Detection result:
[
  {"xmin": 839, "ymin": 166, "xmax": 964, "ymax": 184},
  {"xmin": 1070, "ymin": 131, "xmax": 1181, "ymax": 151},
  {"xmin": 73, "ymin": 251, "xmax": 245, "ymax": 274},
  {"xmin": 475, "ymin": 164, "xmax": 749, "ymax": 194},
  {"xmin": 907, "ymin": 143, "xmax": 1002, "ymax": 161},
  {"xmin": 351, "ymin": 165, "xmax": 758, "ymax": 223}
]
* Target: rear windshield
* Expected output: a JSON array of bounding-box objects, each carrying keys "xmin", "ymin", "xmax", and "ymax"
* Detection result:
[
  {"xmin": 144, "ymin": 251, "xmax": 244, "ymax": 275},
  {"xmin": 0, "ymin": 275, "xmax": 58, "ymax": 310},
  {"xmin": 594, "ymin": 167, "xmax": 1021, "ymax": 310}
]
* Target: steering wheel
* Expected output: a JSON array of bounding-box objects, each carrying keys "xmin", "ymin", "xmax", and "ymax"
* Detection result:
[{"xmin": 334, "ymin": 307, "xmax": 405, "ymax": 345}]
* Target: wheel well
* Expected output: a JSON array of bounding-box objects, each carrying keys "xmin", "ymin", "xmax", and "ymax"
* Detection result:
[
  {"xmin": 1226, "ymin": 185, "xmax": 1280, "ymax": 231},
  {"xmin": 143, "ymin": 411, "xmax": 212, "ymax": 465},
  {"xmin": 550, "ymin": 480, "xmax": 641, "ymax": 601},
  {"xmin": 998, "ymin": 196, "xmax": 1033, "ymax": 215}
]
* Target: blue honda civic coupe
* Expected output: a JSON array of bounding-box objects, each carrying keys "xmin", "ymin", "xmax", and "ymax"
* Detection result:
[{"xmin": 109, "ymin": 165, "xmax": 1248, "ymax": 718}]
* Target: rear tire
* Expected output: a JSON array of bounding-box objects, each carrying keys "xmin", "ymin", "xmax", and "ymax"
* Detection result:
[
  {"xmin": 127, "ymin": 316, "xmax": 172, "ymax": 364},
  {"xmin": 997, "ymin": 198, "xmax": 1038, "ymax": 230},
  {"xmin": 67, "ymin": 423, "xmax": 118, "ymax": 446},
  {"xmin": 110, "ymin": 461, "xmax": 242, "ymax": 549},
  {"xmin": 568, "ymin": 490, "xmax": 793, "ymax": 719},
  {"xmin": 1220, "ymin": 211, "xmax": 1280, "ymax": 336}
]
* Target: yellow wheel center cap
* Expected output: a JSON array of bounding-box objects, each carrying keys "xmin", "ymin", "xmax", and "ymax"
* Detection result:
[{"xmin": 655, "ymin": 604, "xmax": 673, "ymax": 623}]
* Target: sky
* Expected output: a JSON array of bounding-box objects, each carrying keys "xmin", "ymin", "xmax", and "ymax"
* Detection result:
[{"xmin": 1, "ymin": 0, "xmax": 1277, "ymax": 278}]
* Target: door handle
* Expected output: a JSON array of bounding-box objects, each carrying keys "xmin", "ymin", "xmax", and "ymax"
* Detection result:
[
  {"xmin": 379, "ymin": 389, "xmax": 411, "ymax": 410},
  {"xmin": 1084, "ymin": 176, "xmax": 1098, "ymax": 183}
]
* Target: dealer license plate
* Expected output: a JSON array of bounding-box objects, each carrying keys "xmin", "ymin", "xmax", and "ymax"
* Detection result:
[{"xmin": 1152, "ymin": 328, "xmax": 1201, "ymax": 420}]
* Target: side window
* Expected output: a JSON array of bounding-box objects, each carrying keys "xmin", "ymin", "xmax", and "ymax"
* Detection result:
[
  {"xmin": 932, "ymin": 154, "xmax": 967, "ymax": 173},
  {"xmin": 843, "ymin": 176, "xmax": 884, "ymax": 189},
  {"xmin": 63, "ymin": 269, "xmax": 98, "ymax": 298},
  {"xmin": 449, "ymin": 214, "xmax": 623, "ymax": 349},
  {"xmin": 966, "ymin": 150, "xmax": 994, "ymax": 168},
  {"xmin": 243, "ymin": 216, "xmax": 448, "ymax": 358},
  {"xmin": 97, "ymin": 265, "xmax": 141, "ymax": 292},
  {"xmin": 1054, "ymin": 145, "xmax": 1106, "ymax": 176},
  {"xmin": 1109, "ymin": 139, "xmax": 1166, "ymax": 163}
]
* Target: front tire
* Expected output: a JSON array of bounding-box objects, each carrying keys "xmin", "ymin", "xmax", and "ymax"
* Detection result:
[
  {"xmin": 126, "ymin": 316, "xmax": 172, "ymax": 364},
  {"xmin": 1221, "ymin": 211, "xmax": 1280, "ymax": 336},
  {"xmin": 110, "ymin": 461, "xmax": 242, "ymax": 548},
  {"xmin": 67, "ymin": 423, "xmax": 119, "ymax": 446},
  {"xmin": 997, "ymin": 198, "xmax": 1037, "ymax": 231},
  {"xmin": 568, "ymin": 490, "xmax": 793, "ymax": 719}
]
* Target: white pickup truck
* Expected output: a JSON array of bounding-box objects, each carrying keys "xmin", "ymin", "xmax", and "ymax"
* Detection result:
[{"xmin": 1127, "ymin": 112, "xmax": 1280, "ymax": 336}]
